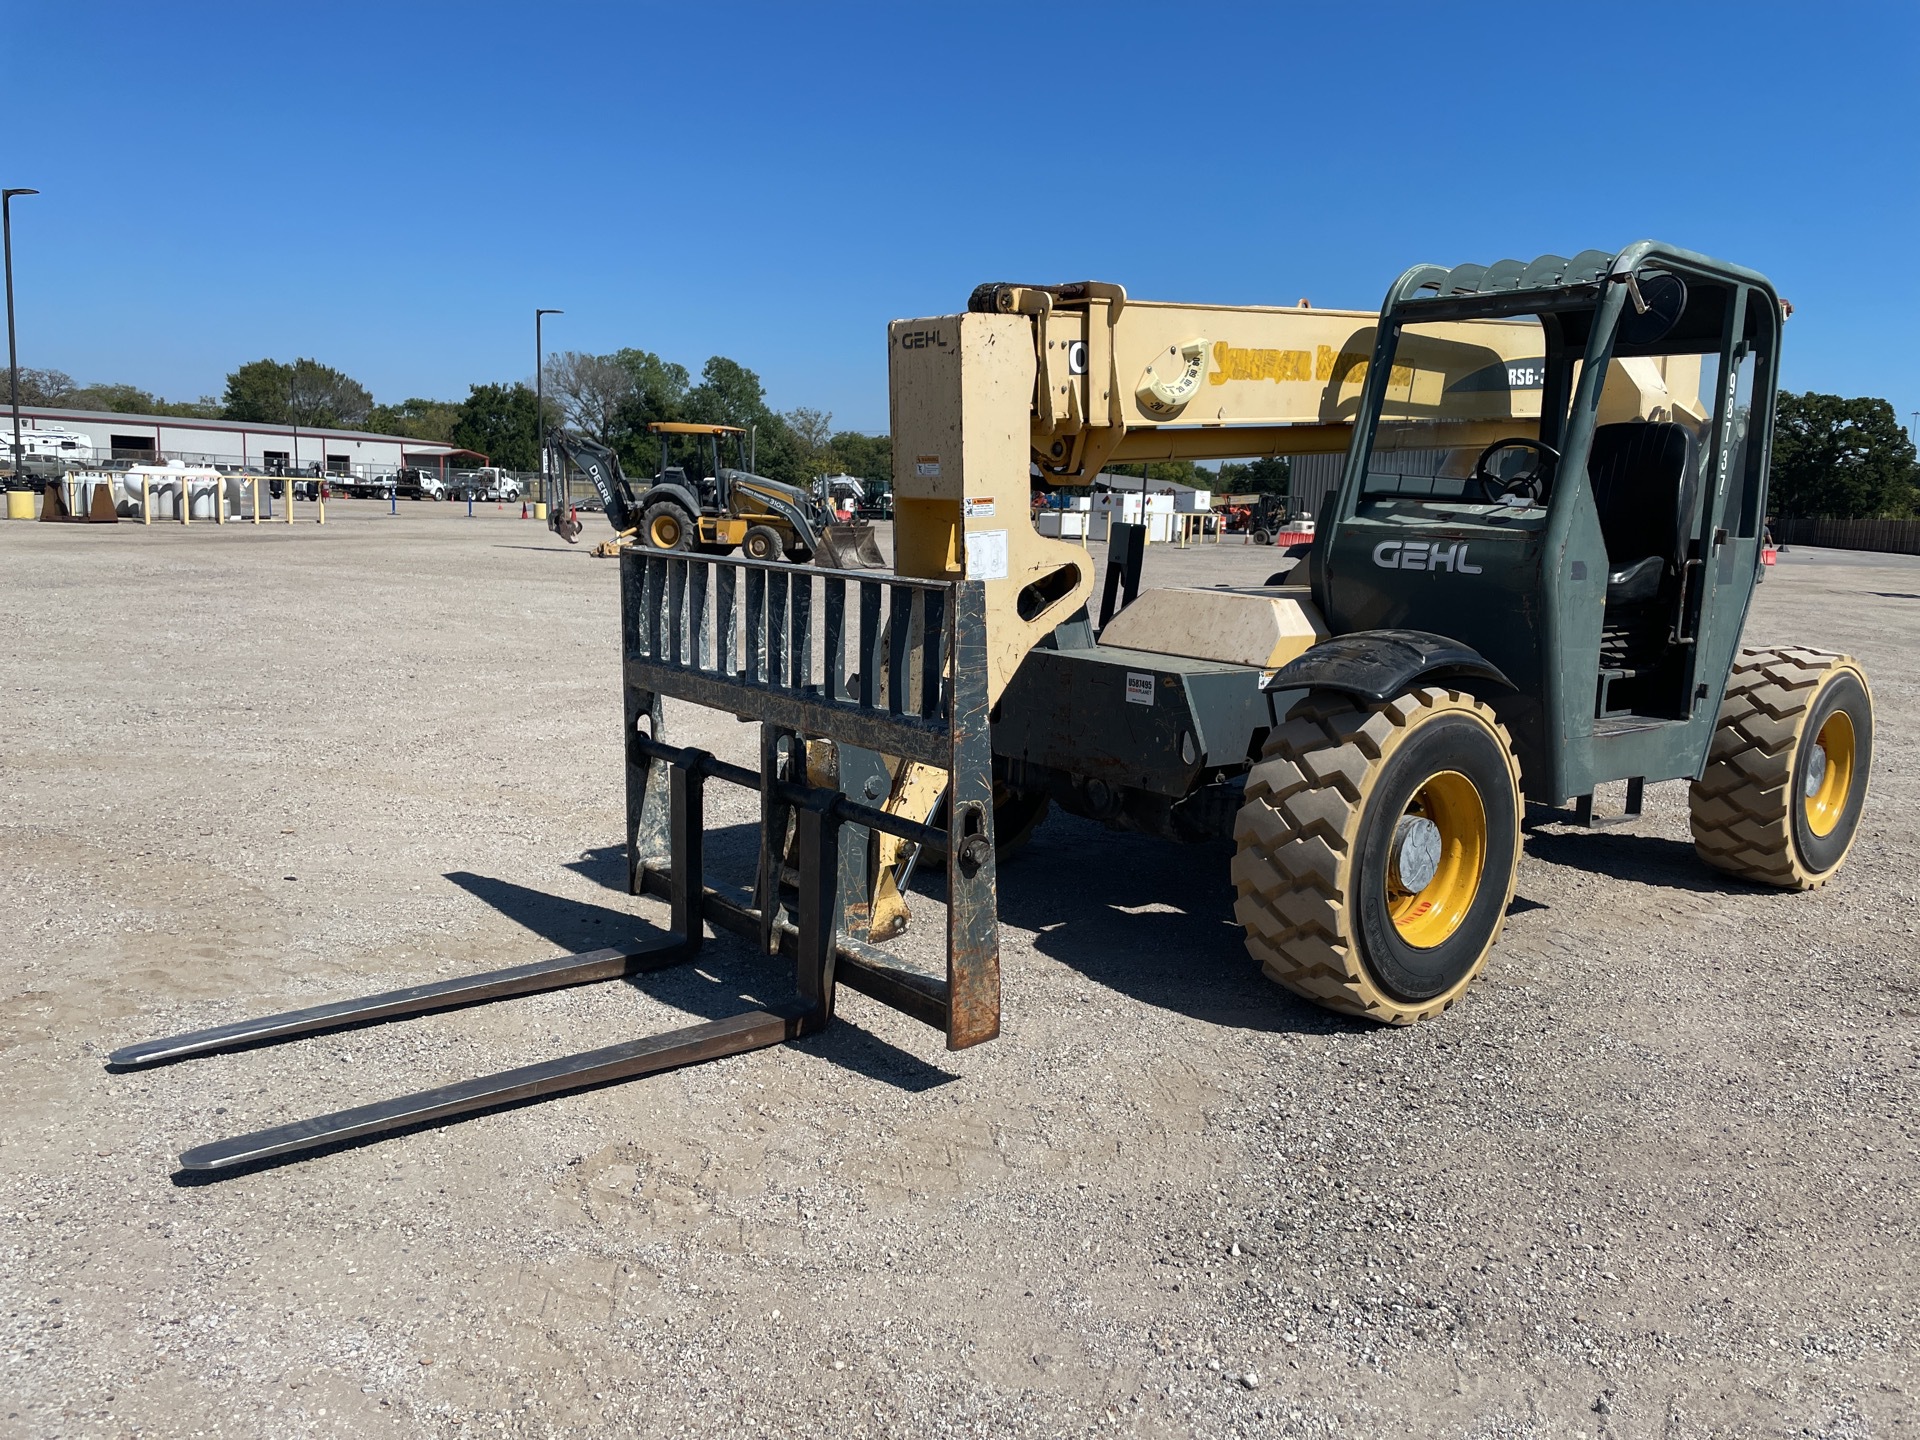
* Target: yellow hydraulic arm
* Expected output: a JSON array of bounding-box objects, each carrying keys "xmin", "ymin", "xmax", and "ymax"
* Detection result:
[
  {"xmin": 864, "ymin": 280, "xmax": 1695, "ymax": 939},
  {"xmin": 885, "ymin": 282, "xmax": 1564, "ymax": 699}
]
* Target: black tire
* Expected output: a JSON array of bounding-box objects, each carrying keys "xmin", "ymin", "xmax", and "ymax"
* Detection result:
[
  {"xmin": 1250, "ymin": 527, "xmax": 1271, "ymax": 546},
  {"xmin": 1232, "ymin": 687, "xmax": 1522, "ymax": 1025},
  {"xmin": 642, "ymin": 501, "xmax": 694, "ymax": 552},
  {"xmin": 743, "ymin": 524, "xmax": 785, "ymax": 561},
  {"xmin": 990, "ymin": 786, "xmax": 1050, "ymax": 861},
  {"xmin": 927, "ymin": 785, "xmax": 1051, "ymax": 864},
  {"xmin": 1690, "ymin": 646, "xmax": 1873, "ymax": 888}
]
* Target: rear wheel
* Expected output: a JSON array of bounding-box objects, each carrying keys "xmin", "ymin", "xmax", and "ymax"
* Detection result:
[
  {"xmin": 1690, "ymin": 646, "xmax": 1873, "ymax": 889},
  {"xmin": 643, "ymin": 501, "xmax": 693, "ymax": 552},
  {"xmin": 989, "ymin": 784, "xmax": 1050, "ymax": 861},
  {"xmin": 927, "ymin": 783, "xmax": 1050, "ymax": 864},
  {"xmin": 1231, "ymin": 687, "xmax": 1522, "ymax": 1025},
  {"xmin": 742, "ymin": 524, "xmax": 785, "ymax": 562}
]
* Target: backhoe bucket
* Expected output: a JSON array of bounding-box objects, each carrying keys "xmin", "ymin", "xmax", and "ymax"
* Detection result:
[
  {"xmin": 111, "ymin": 551, "xmax": 999, "ymax": 1172},
  {"xmin": 815, "ymin": 520, "xmax": 889, "ymax": 570}
]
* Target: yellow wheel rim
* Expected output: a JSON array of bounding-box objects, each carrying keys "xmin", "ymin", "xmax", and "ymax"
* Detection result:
[
  {"xmin": 1804, "ymin": 709, "xmax": 1856, "ymax": 838},
  {"xmin": 1386, "ymin": 770, "xmax": 1487, "ymax": 949},
  {"xmin": 650, "ymin": 513, "xmax": 681, "ymax": 548}
]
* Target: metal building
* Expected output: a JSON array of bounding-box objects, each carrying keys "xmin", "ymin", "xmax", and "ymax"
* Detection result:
[{"xmin": 3, "ymin": 405, "xmax": 469, "ymax": 481}]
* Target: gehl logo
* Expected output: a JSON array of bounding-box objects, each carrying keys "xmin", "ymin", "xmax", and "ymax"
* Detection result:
[
  {"xmin": 899, "ymin": 329, "xmax": 949, "ymax": 350},
  {"xmin": 1373, "ymin": 540, "xmax": 1483, "ymax": 574}
]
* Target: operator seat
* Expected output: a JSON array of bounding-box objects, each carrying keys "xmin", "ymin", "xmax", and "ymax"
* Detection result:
[{"xmin": 1585, "ymin": 422, "xmax": 1698, "ymax": 605}]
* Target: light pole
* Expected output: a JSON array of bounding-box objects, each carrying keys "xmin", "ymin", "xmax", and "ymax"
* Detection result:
[
  {"xmin": 535, "ymin": 307, "xmax": 561, "ymax": 505},
  {"xmin": 5, "ymin": 187, "xmax": 41, "ymax": 485}
]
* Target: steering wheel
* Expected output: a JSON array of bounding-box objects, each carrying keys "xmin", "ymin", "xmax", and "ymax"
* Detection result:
[{"xmin": 1472, "ymin": 437, "xmax": 1560, "ymax": 507}]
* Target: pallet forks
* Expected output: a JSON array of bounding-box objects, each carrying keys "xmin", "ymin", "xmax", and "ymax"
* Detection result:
[{"xmin": 112, "ymin": 553, "xmax": 1000, "ymax": 1171}]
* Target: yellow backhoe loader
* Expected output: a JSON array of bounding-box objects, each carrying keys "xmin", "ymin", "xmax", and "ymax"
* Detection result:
[{"xmin": 547, "ymin": 423, "xmax": 886, "ymax": 568}]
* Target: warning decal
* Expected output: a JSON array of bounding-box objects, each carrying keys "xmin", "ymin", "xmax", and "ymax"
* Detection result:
[{"xmin": 964, "ymin": 529, "xmax": 1009, "ymax": 581}]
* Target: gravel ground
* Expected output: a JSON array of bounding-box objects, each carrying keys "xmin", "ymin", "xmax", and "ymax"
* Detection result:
[{"xmin": 1, "ymin": 503, "xmax": 1914, "ymax": 1439}]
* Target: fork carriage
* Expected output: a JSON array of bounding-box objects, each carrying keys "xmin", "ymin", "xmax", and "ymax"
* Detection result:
[{"xmin": 112, "ymin": 550, "xmax": 999, "ymax": 1171}]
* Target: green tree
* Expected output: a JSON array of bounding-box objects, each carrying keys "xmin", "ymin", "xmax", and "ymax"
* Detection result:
[
  {"xmin": 785, "ymin": 406, "xmax": 835, "ymax": 471},
  {"xmin": 365, "ymin": 397, "xmax": 460, "ymax": 443},
  {"xmin": 6, "ymin": 366, "xmax": 74, "ymax": 405},
  {"xmin": 451, "ymin": 382, "xmax": 540, "ymax": 470},
  {"xmin": 1104, "ymin": 459, "xmax": 1209, "ymax": 486},
  {"xmin": 65, "ymin": 381, "xmax": 160, "ymax": 413},
  {"xmin": 677, "ymin": 356, "xmax": 812, "ymax": 484},
  {"xmin": 1769, "ymin": 392, "xmax": 1918, "ymax": 519},
  {"xmin": 606, "ymin": 348, "xmax": 691, "ymax": 476},
  {"xmin": 684, "ymin": 356, "xmax": 770, "ymax": 429},
  {"xmin": 543, "ymin": 351, "xmax": 635, "ymax": 444},
  {"xmin": 222, "ymin": 360, "xmax": 292, "ymax": 421},
  {"xmin": 33, "ymin": 377, "xmax": 218, "ymax": 417},
  {"xmin": 612, "ymin": 348, "xmax": 691, "ymax": 417},
  {"xmin": 1215, "ymin": 457, "xmax": 1292, "ymax": 496},
  {"xmin": 824, "ymin": 429, "xmax": 893, "ymax": 487},
  {"xmin": 223, "ymin": 358, "xmax": 373, "ymax": 429}
]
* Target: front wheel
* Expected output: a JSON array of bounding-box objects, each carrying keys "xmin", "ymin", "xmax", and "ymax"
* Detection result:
[
  {"xmin": 1231, "ymin": 687, "xmax": 1522, "ymax": 1025},
  {"xmin": 742, "ymin": 524, "xmax": 785, "ymax": 561},
  {"xmin": 642, "ymin": 501, "xmax": 694, "ymax": 552},
  {"xmin": 1690, "ymin": 647, "xmax": 1873, "ymax": 889}
]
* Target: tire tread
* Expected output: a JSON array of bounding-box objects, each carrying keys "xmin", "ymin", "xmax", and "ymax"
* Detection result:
[
  {"xmin": 1232, "ymin": 687, "xmax": 1522, "ymax": 1026},
  {"xmin": 1688, "ymin": 645, "xmax": 1866, "ymax": 889}
]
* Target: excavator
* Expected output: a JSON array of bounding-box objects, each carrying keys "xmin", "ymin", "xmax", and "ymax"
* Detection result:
[
  {"xmin": 116, "ymin": 242, "xmax": 1873, "ymax": 1169},
  {"xmin": 545, "ymin": 422, "xmax": 886, "ymax": 568}
]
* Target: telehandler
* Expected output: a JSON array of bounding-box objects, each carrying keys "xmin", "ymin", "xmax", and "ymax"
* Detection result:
[
  {"xmin": 115, "ymin": 241, "xmax": 1872, "ymax": 1169},
  {"xmin": 547, "ymin": 421, "xmax": 886, "ymax": 567}
]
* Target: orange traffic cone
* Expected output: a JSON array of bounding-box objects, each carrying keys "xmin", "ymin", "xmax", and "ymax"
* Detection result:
[{"xmin": 520, "ymin": 500, "xmax": 529, "ymax": 519}]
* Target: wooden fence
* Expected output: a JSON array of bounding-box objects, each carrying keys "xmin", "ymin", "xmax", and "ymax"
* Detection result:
[{"xmin": 1775, "ymin": 516, "xmax": 1920, "ymax": 556}]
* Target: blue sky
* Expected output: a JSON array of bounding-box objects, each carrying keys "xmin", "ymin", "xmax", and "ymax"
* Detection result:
[{"xmin": 9, "ymin": 1, "xmax": 1918, "ymax": 434}]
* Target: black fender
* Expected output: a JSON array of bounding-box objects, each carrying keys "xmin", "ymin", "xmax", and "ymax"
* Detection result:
[
  {"xmin": 638, "ymin": 482, "xmax": 701, "ymax": 517},
  {"xmin": 1262, "ymin": 629, "xmax": 1513, "ymax": 705}
]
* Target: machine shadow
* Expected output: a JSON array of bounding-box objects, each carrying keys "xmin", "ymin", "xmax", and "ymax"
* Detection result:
[
  {"xmin": 444, "ymin": 869, "xmax": 959, "ymax": 1088},
  {"xmin": 1521, "ymin": 830, "xmax": 1753, "ymax": 894},
  {"xmin": 959, "ymin": 813, "xmax": 1362, "ymax": 1037},
  {"xmin": 572, "ymin": 821, "xmax": 1358, "ymax": 1037}
]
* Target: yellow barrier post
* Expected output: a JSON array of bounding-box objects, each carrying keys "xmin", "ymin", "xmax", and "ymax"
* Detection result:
[
  {"xmin": 286, "ymin": 478, "xmax": 293, "ymax": 526},
  {"xmin": 181, "ymin": 475, "xmax": 190, "ymax": 526},
  {"xmin": 317, "ymin": 485, "xmax": 325, "ymax": 526},
  {"xmin": 142, "ymin": 476, "xmax": 152, "ymax": 525},
  {"xmin": 216, "ymin": 477, "xmax": 225, "ymax": 525},
  {"xmin": 251, "ymin": 477, "xmax": 260, "ymax": 524}
]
